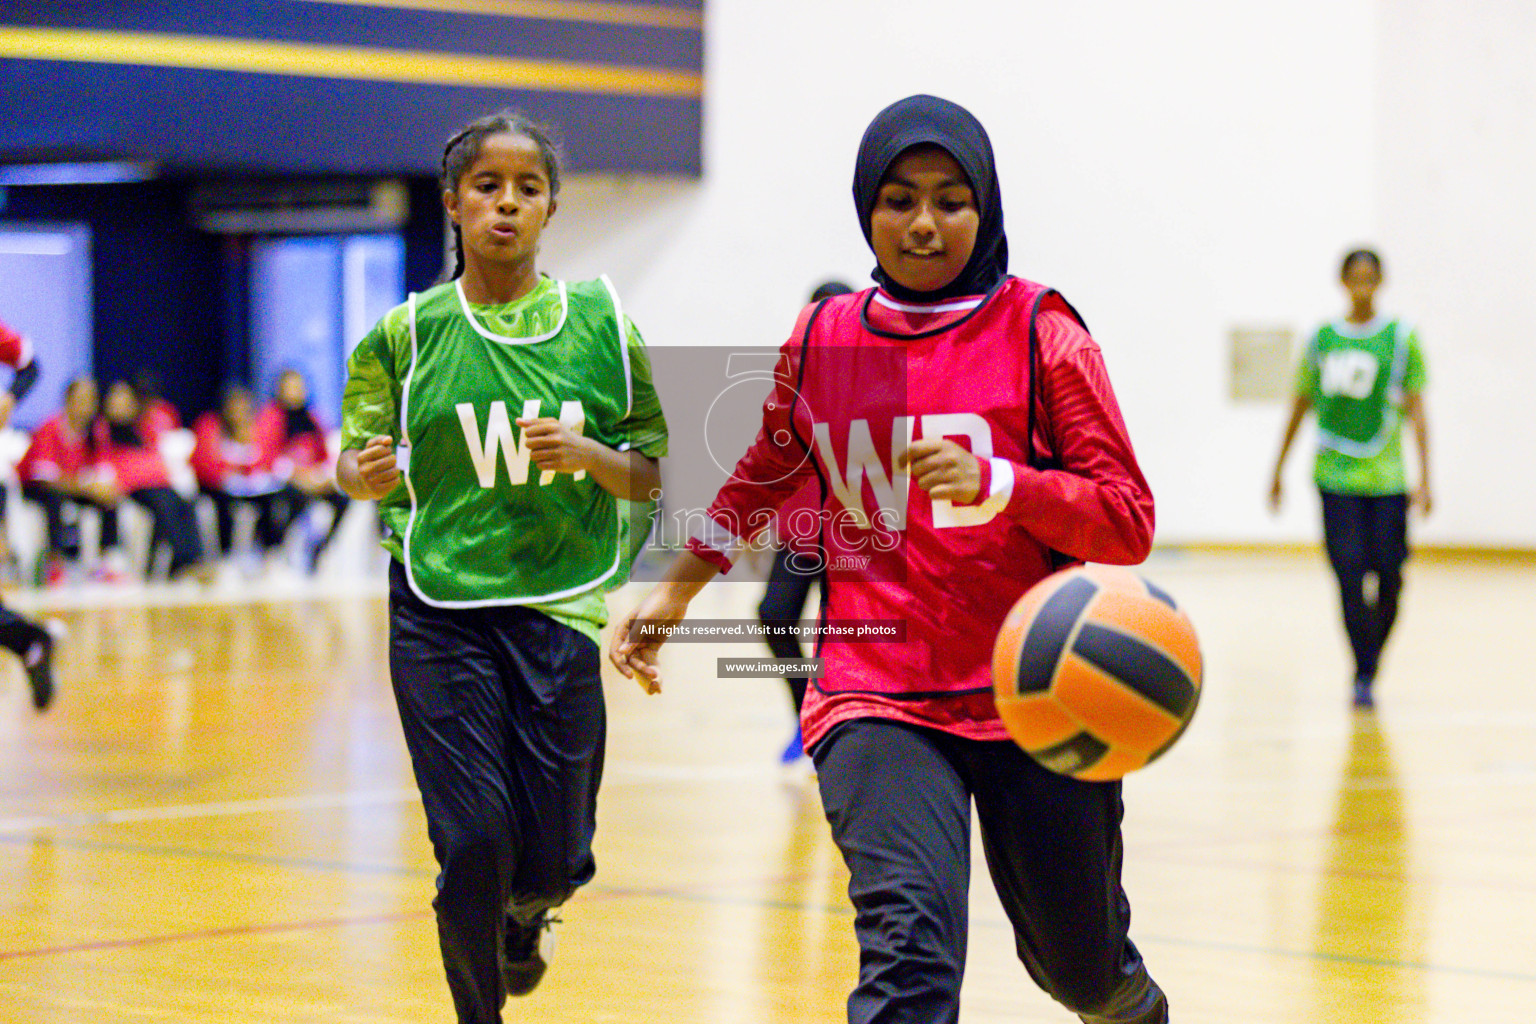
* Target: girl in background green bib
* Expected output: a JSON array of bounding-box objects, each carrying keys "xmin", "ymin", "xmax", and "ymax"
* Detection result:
[
  {"xmin": 337, "ymin": 109, "xmax": 667, "ymax": 1024},
  {"xmin": 1270, "ymin": 249, "xmax": 1431, "ymax": 710}
]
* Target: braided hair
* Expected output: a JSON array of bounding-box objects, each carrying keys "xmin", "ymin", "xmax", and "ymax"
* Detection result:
[{"xmin": 440, "ymin": 109, "xmax": 564, "ymax": 281}]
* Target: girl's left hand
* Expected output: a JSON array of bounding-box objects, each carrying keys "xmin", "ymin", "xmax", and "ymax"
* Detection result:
[
  {"xmin": 899, "ymin": 438, "xmax": 981, "ymax": 504},
  {"xmin": 517, "ymin": 417, "xmax": 593, "ymax": 475}
]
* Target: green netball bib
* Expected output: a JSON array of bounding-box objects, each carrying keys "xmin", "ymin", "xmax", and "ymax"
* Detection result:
[
  {"xmin": 399, "ymin": 277, "xmax": 636, "ymax": 606},
  {"xmin": 1311, "ymin": 318, "xmax": 1409, "ymax": 459}
]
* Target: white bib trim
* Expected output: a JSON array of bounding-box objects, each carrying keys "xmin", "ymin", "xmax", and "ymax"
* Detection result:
[{"xmin": 454, "ymin": 278, "xmax": 569, "ymax": 345}]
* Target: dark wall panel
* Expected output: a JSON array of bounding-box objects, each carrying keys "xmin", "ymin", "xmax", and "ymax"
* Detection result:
[
  {"xmin": 0, "ymin": 60, "xmax": 702, "ymax": 176},
  {"xmin": 1, "ymin": 0, "xmax": 703, "ymax": 70},
  {"xmin": 0, "ymin": 0, "xmax": 704, "ymax": 175}
]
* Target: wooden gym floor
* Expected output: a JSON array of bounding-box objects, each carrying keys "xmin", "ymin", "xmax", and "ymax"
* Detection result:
[{"xmin": 2, "ymin": 549, "xmax": 1535, "ymax": 1023}]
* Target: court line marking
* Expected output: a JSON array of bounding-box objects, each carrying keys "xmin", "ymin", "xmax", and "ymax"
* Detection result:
[
  {"xmin": 598, "ymin": 888, "xmax": 1536, "ymax": 986},
  {"xmin": 1129, "ymin": 930, "xmax": 1536, "ymax": 985},
  {"xmin": 0, "ymin": 788, "xmax": 422, "ymax": 833},
  {"xmin": 0, "ymin": 831, "xmax": 437, "ymax": 878},
  {"xmin": 0, "ymin": 761, "xmax": 791, "ymax": 834},
  {"xmin": 0, "ymin": 27, "xmax": 704, "ymax": 98},
  {"xmin": 0, "ymin": 876, "xmax": 815, "ymax": 961},
  {"xmin": 0, "ymin": 911, "xmax": 430, "ymax": 961},
  {"xmin": 2, "ymin": 849, "xmax": 1532, "ymax": 987}
]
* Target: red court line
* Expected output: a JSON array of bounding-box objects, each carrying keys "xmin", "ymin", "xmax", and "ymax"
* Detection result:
[
  {"xmin": 0, "ymin": 910, "xmax": 431, "ymax": 961},
  {"xmin": 0, "ymin": 872, "xmax": 824, "ymax": 962}
]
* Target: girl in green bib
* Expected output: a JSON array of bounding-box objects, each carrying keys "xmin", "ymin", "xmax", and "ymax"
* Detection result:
[
  {"xmin": 1269, "ymin": 249, "xmax": 1431, "ymax": 709},
  {"xmin": 337, "ymin": 110, "xmax": 667, "ymax": 1024}
]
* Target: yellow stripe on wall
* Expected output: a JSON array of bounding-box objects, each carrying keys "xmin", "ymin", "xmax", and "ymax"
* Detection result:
[
  {"xmin": 299, "ymin": 0, "xmax": 704, "ymax": 31},
  {"xmin": 0, "ymin": 26, "xmax": 703, "ymax": 98}
]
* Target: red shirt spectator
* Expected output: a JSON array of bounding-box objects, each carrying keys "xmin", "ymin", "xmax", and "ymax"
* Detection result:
[
  {"xmin": 137, "ymin": 397, "xmax": 182, "ymax": 445},
  {"xmin": 192, "ymin": 388, "xmax": 280, "ymax": 496},
  {"xmin": 255, "ymin": 401, "xmax": 330, "ymax": 476},
  {"xmin": 90, "ymin": 418, "xmax": 172, "ymax": 493},
  {"xmin": 17, "ymin": 413, "xmax": 90, "ymax": 486}
]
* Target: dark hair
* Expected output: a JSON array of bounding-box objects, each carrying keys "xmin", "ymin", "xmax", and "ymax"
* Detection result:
[
  {"xmin": 132, "ymin": 367, "xmax": 163, "ymax": 402},
  {"xmin": 440, "ymin": 109, "xmax": 564, "ymax": 280},
  {"xmin": 810, "ymin": 280, "xmax": 854, "ymax": 302},
  {"xmin": 1341, "ymin": 248, "xmax": 1383, "ymax": 278}
]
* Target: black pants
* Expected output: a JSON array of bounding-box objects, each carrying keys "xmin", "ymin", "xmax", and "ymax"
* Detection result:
[
  {"xmin": 388, "ymin": 562, "xmax": 605, "ymax": 1024},
  {"xmin": 813, "ymin": 719, "xmax": 1167, "ymax": 1024},
  {"xmin": 0, "ymin": 604, "xmax": 50, "ymax": 660},
  {"xmin": 130, "ymin": 486, "xmax": 204, "ymax": 575},
  {"xmin": 21, "ymin": 483, "xmax": 120, "ymax": 558},
  {"xmin": 205, "ymin": 489, "xmax": 288, "ymax": 555},
  {"xmin": 756, "ymin": 547, "xmax": 823, "ymax": 713},
  {"xmin": 1320, "ymin": 491, "xmax": 1409, "ymax": 680}
]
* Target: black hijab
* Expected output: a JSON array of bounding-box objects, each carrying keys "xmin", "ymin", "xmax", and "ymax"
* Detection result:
[{"xmin": 852, "ymin": 95, "xmax": 1008, "ymax": 302}]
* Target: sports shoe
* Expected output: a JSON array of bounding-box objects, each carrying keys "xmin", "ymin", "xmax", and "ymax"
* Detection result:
[
  {"xmin": 24, "ymin": 618, "xmax": 67, "ymax": 712},
  {"xmin": 1352, "ymin": 676, "xmax": 1375, "ymax": 710},
  {"xmin": 780, "ymin": 726, "xmax": 805, "ymax": 764},
  {"xmin": 90, "ymin": 561, "xmax": 129, "ymax": 585},
  {"xmin": 41, "ymin": 557, "xmax": 70, "ymax": 589},
  {"xmin": 501, "ymin": 910, "xmax": 557, "ymax": 996}
]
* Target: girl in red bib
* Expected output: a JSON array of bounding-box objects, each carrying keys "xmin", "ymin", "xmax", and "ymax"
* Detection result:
[{"xmin": 612, "ymin": 96, "xmax": 1165, "ymax": 1024}]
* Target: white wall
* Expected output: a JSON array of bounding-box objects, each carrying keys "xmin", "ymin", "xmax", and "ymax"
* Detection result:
[
  {"xmin": 1374, "ymin": 0, "xmax": 1536, "ymax": 546},
  {"xmin": 540, "ymin": 0, "xmax": 1533, "ymax": 547}
]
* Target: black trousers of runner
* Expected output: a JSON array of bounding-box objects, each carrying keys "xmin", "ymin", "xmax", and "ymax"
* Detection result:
[
  {"xmin": 388, "ymin": 562, "xmax": 605, "ymax": 1024},
  {"xmin": 813, "ymin": 719, "xmax": 1167, "ymax": 1024},
  {"xmin": 1320, "ymin": 490, "xmax": 1409, "ymax": 680},
  {"xmin": 756, "ymin": 547, "xmax": 823, "ymax": 713}
]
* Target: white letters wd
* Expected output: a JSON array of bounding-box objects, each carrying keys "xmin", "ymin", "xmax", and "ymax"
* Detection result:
[
  {"xmin": 1320, "ymin": 351, "xmax": 1379, "ymax": 400},
  {"xmin": 814, "ymin": 417, "xmax": 913, "ymax": 530},
  {"xmin": 923, "ymin": 414, "xmax": 1005, "ymax": 528},
  {"xmin": 457, "ymin": 400, "xmax": 587, "ymax": 487}
]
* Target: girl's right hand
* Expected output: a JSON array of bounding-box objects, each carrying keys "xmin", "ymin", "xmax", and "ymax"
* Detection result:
[
  {"xmin": 608, "ymin": 587, "xmax": 693, "ymax": 695},
  {"xmin": 356, "ymin": 435, "xmax": 400, "ymax": 499}
]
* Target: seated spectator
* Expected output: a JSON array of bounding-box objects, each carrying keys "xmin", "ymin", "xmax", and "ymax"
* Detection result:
[
  {"xmin": 17, "ymin": 377, "xmax": 124, "ymax": 585},
  {"xmin": 257, "ymin": 369, "xmax": 349, "ymax": 572},
  {"xmin": 192, "ymin": 384, "xmax": 287, "ymax": 565},
  {"xmin": 92, "ymin": 381, "xmax": 209, "ymax": 582},
  {"xmin": 132, "ymin": 369, "xmax": 182, "ymax": 447}
]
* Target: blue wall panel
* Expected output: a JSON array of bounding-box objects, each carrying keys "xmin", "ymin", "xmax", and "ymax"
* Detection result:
[
  {"xmin": 0, "ymin": 224, "xmax": 93, "ymax": 430},
  {"xmin": 250, "ymin": 233, "xmax": 404, "ymax": 430}
]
